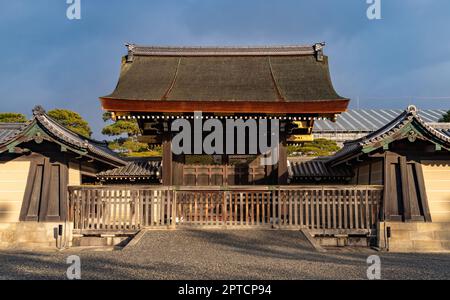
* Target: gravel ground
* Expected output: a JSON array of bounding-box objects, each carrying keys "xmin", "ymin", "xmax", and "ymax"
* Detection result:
[{"xmin": 0, "ymin": 230, "xmax": 449, "ymax": 280}]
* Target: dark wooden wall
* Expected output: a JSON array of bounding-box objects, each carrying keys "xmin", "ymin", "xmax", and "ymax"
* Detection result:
[
  {"xmin": 349, "ymin": 139, "xmax": 438, "ymax": 223},
  {"xmin": 20, "ymin": 154, "xmax": 68, "ymax": 222},
  {"xmin": 383, "ymin": 152, "xmax": 431, "ymax": 222},
  {"xmin": 5, "ymin": 141, "xmax": 113, "ymax": 222}
]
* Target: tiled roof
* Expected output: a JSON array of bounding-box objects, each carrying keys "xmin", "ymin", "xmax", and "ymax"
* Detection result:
[
  {"xmin": 102, "ymin": 43, "xmax": 347, "ymax": 103},
  {"xmin": 288, "ymin": 158, "xmax": 353, "ymax": 180},
  {"xmin": 438, "ymin": 128, "xmax": 450, "ymax": 137},
  {"xmin": 97, "ymin": 159, "xmax": 162, "ymax": 180},
  {"xmin": 314, "ymin": 109, "xmax": 448, "ymax": 133},
  {"xmin": 0, "ymin": 123, "xmax": 24, "ymax": 144}
]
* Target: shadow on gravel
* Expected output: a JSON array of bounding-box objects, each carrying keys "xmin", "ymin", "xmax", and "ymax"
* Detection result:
[
  {"xmin": 0, "ymin": 230, "xmax": 449, "ymax": 280},
  {"xmin": 0, "ymin": 250, "xmax": 200, "ymax": 280},
  {"xmin": 177, "ymin": 229, "xmax": 450, "ymax": 279}
]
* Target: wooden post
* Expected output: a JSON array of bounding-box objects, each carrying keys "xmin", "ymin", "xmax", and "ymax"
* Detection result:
[
  {"xmin": 278, "ymin": 122, "xmax": 288, "ymax": 185},
  {"xmin": 399, "ymin": 156, "xmax": 412, "ymax": 221},
  {"xmin": 414, "ymin": 162, "xmax": 432, "ymax": 222},
  {"xmin": 162, "ymin": 130, "xmax": 173, "ymax": 186},
  {"xmin": 172, "ymin": 155, "xmax": 184, "ymax": 186},
  {"xmin": 383, "ymin": 152, "xmax": 403, "ymax": 221}
]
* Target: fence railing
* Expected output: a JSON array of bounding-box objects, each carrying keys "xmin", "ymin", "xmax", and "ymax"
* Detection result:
[{"xmin": 68, "ymin": 186, "xmax": 383, "ymax": 232}]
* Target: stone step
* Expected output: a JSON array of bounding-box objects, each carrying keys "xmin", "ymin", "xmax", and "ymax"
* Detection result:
[
  {"xmin": 412, "ymin": 240, "xmax": 450, "ymax": 252},
  {"xmin": 386, "ymin": 222, "xmax": 450, "ymax": 232},
  {"xmin": 416, "ymin": 223, "xmax": 450, "ymax": 232},
  {"xmin": 391, "ymin": 230, "xmax": 450, "ymax": 242},
  {"xmin": 389, "ymin": 239, "xmax": 450, "ymax": 252},
  {"xmin": 434, "ymin": 231, "xmax": 450, "ymax": 240}
]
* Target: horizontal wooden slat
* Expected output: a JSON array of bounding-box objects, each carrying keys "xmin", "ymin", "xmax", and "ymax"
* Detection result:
[{"xmin": 68, "ymin": 186, "xmax": 383, "ymax": 232}]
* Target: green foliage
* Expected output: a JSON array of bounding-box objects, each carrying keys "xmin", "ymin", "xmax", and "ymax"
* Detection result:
[
  {"xmin": 288, "ymin": 139, "xmax": 340, "ymax": 157},
  {"xmin": 0, "ymin": 113, "xmax": 27, "ymax": 123},
  {"xmin": 47, "ymin": 109, "xmax": 92, "ymax": 138},
  {"xmin": 102, "ymin": 112, "xmax": 113, "ymax": 122},
  {"xmin": 102, "ymin": 120, "xmax": 140, "ymax": 137},
  {"xmin": 101, "ymin": 112, "xmax": 140, "ymax": 137},
  {"xmin": 102, "ymin": 112, "xmax": 148, "ymax": 156},
  {"xmin": 108, "ymin": 138, "xmax": 162, "ymax": 157},
  {"xmin": 122, "ymin": 139, "xmax": 149, "ymax": 152},
  {"xmin": 439, "ymin": 110, "xmax": 450, "ymax": 123},
  {"xmin": 125, "ymin": 150, "xmax": 163, "ymax": 158}
]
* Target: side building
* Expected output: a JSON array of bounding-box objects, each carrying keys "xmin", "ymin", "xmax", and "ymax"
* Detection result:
[
  {"xmin": 328, "ymin": 105, "xmax": 450, "ymax": 251},
  {"xmin": 0, "ymin": 106, "xmax": 125, "ymax": 248}
]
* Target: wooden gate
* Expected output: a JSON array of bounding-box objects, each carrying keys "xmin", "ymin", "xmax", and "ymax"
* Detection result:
[
  {"xmin": 182, "ymin": 165, "xmax": 273, "ymax": 186},
  {"xmin": 68, "ymin": 186, "xmax": 383, "ymax": 234}
]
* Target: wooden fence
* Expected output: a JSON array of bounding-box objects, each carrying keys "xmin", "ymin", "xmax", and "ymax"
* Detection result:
[{"xmin": 68, "ymin": 186, "xmax": 383, "ymax": 233}]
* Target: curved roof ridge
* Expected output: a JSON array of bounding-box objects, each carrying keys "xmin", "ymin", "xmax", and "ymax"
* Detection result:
[{"xmin": 126, "ymin": 43, "xmax": 322, "ymax": 57}]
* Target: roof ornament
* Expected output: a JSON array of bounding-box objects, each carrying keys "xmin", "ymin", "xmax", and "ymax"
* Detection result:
[
  {"xmin": 408, "ymin": 130, "xmax": 418, "ymax": 143},
  {"xmin": 32, "ymin": 105, "xmax": 46, "ymax": 116},
  {"xmin": 33, "ymin": 132, "xmax": 44, "ymax": 144},
  {"xmin": 407, "ymin": 105, "xmax": 418, "ymax": 114},
  {"xmin": 314, "ymin": 42, "xmax": 326, "ymax": 62},
  {"xmin": 125, "ymin": 43, "xmax": 136, "ymax": 62},
  {"xmin": 125, "ymin": 43, "xmax": 136, "ymax": 52}
]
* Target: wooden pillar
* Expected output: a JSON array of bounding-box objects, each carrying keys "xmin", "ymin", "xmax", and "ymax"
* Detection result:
[
  {"xmin": 383, "ymin": 152, "xmax": 402, "ymax": 221},
  {"xmin": 172, "ymin": 154, "xmax": 184, "ymax": 186},
  {"xmin": 20, "ymin": 154, "xmax": 69, "ymax": 222},
  {"xmin": 414, "ymin": 162, "xmax": 432, "ymax": 222},
  {"xmin": 278, "ymin": 123, "xmax": 288, "ymax": 185},
  {"xmin": 399, "ymin": 156, "xmax": 412, "ymax": 221},
  {"xmin": 383, "ymin": 152, "xmax": 431, "ymax": 222},
  {"xmin": 400, "ymin": 158, "xmax": 429, "ymax": 222},
  {"xmin": 162, "ymin": 131, "xmax": 172, "ymax": 186}
]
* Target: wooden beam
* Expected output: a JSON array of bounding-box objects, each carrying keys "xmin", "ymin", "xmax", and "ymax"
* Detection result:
[{"xmin": 100, "ymin": 98, "xmax": 350, "ymax": 114}]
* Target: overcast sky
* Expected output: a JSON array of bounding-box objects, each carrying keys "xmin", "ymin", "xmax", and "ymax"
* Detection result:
[{"xmin": 1, "ymin": 0, "xmax": 450, "ymax": 138}]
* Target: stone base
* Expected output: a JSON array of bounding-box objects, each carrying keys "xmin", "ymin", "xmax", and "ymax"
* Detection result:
[
  {"xmin": 72, "ymin": 235, "xmax": 131, "ymax": 247},
  {"xmin": 378, "ymin": 222, "xmax": 450, "ymax": 253},
  {"xmin": 316, "ymin": 235, "xmax": 371, "ymax": 247},
  {"xmin": 0, "ymin": 222, "xmax": 73, "ymax": 250}
]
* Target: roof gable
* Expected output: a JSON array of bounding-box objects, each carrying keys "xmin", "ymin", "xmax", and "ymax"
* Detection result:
[
  {"xmin": 329, "ymin": 106, "xmax": 450, "ymax": 166},
  {"xmin": 0, "ymin": 106, "xmax": 126, "ymax": 167}
]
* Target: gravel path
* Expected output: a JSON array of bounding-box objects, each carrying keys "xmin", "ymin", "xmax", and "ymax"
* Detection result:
[{"xmin": 0, "ymin": 230, "xmax": 449, "ymax": 280}]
